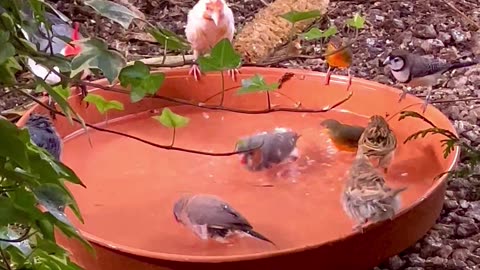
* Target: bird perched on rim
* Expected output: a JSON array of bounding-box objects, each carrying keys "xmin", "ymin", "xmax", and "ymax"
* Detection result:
[
  {"xmin": 382, "ymin": 49, "xmax": 479, "ymax": 112},
  {"xmin": 185, "ymin": 0, "xmax": 237, "ymax": 81},
  {"xmin": 341, "ymin": 151, "xmax": 407, "ymax": 232},
  {"xmin": 324, "ymin": 36, "xmax": 353, "ymax": 89},
  {"xmin": 18, "ymin": 3, "xmax": 88, "ymax": 117},
  {"xmin": 357, "ymin": 115, "xmax": 397, "ymax": 174},
  {"xmin": 25, "ymin": 113, "xmax": 62, "ymax": 160},
  {"xmin": 173, "ymin": 194, "xmax": 275, "ymax": 245},
  {"xmin": 235, "ymin": 128, "xmax": 301, "ymax": 172},
  {"xmin": 320, "ymin": 119, "xmax": 365, "ymax": 152}
]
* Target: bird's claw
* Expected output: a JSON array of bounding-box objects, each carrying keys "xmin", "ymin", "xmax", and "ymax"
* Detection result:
[
  {"xmin": 78, "ymin": 85, "xmax": 89, "ymax": 108},
  {"xmin": 189, "ymin": 64, "xmax": 202, "ymax": 81},
  {"xmin": 324, "ymin": 68, "xmax": 332, "ymax": 86},
  {"xmin": 227, "ymin": 68, "xmax": 240, "ymax": 81},
  {"xmin": 420, "ymin": 99, "xmax": 429, "ymax": 114},
  {"xmin": 398, "ymin": 90, "xmax": 407, "ymax": 103}
]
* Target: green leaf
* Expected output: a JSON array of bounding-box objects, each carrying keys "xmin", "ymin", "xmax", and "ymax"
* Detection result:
[
  {"xmin": 301, "ymin": 27, "xmax": 323, "ymax": 41},
  {"xmin": 33, "ymin": 184, "xmax": 74, "ymax": 227},
  {"xmin": 346, "ymin": 12, "xmax": 365, "ymax": 29},
  {"xmin": 84, "ymin": 0, "xmax": 140, "ymax": 29},
  {"xmin": 152, "ymin": 108, "xmax": 190, "ymax": 129},
  {"xmin": 0, "ymin": 57, "xmax": 22, "ymax": 85},
  {"xmin": 84, "ymin": 93, "xmax": 124, "ymax": 114},
  {"xmin": 71, "ymin": 37, "xmax": 126, "ymax": 84},
  {"xmin": 52, "ymin": 85, "xmax": 70, "ymax": 100},
  {"xmin": 279, "ymin": 10, "xmax": 322, "ymax": 24},
  {"xmin": 118, "ymin": 61, "xmax": 165, "ymax": 102},
  {"xmin": 0, "ymin": 197, "xmax": 30, "ymax": 226},
  {"xmin": 237, "ymin": 74, "xmax": 279, "ymax": 94},
  {"xmin": 0, "ymin": 119, "xmax": 29, "ymax": 168},
  {"xmin": 147, "ymin": 27, "xmax": 190, "ymax": 51},
  {"xmin": 0, "ymin": 13, "xmax": 15, "ymax": 31},
  {"xmin": 197, "ymin": 38, "xmax": 241, "ymax": 72},
  {"xmin": 322, "ymin": 26, "xmax": 338, "ymax": 39}
]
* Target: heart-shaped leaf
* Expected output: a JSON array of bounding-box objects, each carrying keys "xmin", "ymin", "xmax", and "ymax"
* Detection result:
[
  {"xmin": 322, "ymin": 26, "xmax": 338, "ymax": 39},
  {"xmin": 84, "ymin": 93, "xmax": 124, "ymax": 114},
  {"xmin": 71, "ymin": 37, "xmax": 126, "ymax": 84},
  {"xmin": 84, "ymin": 0, "xmax": 140, "ymax": 29},
  {"xmin": 118, "ymin": 61, "xmax": 165, "ymax": 102},
  {"xmin": 301, "ymin": 27, "xmax": 323, "ymax": 41},
  {"xmin": 147, "ymin": 27, "xmax": 190, "ymax": 51},
  {"xmin": 346, "ymin": 13, "xmax": 365, "ymax": 29},
  {"xmin": 237, "ymin": 74, "xmax": 279, "ymax": 94},
  {"xmin": 33, "ymin": 184, "xmax": 73, "ymax": 227},
  {"xmin": 279, "ymin": 10, "xmax": 322, "ymax": 24},
  {"xmin": 152, "ymin": 108, "xmax": 190, "ymax": 129},
  {"xmin": 197, "ymin": 38, "xmax": 241, "ymax": 72}
]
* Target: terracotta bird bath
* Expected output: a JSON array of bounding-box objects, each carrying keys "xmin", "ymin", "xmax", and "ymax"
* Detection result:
[{"xmin": 17, "ymin": 67, "xmax": 459, "ymax": 270}]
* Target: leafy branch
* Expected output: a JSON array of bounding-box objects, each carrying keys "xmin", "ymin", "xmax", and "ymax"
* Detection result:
[{"xmin": 399, "ymin": 110, "xmax": 480, "ymax": 181}]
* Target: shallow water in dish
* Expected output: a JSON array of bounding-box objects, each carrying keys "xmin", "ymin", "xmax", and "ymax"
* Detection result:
[{"xmin": 62, "ymin": 106, "xmax": 443, "ymax": 257}]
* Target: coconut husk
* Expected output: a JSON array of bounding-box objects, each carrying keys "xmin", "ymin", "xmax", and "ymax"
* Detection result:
[{"xmin": 233, "ymin": 0, "xmax": 330, "ymax": 64}]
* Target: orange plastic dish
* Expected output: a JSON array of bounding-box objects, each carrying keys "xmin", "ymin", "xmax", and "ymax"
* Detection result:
[{"xmin": 17, "ymin": 67, "xmax": 459, "ymax": 270}]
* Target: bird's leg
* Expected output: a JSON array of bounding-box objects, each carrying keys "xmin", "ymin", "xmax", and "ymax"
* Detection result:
[
  {"xmin": 346, "ymin": 68, "xmax": 352, "ymax": 91},
  {"xmin": 420, "ymin": 86, "xmax": 433, "ymax": 113},
  {"xmin": 47, "ymin": 95, "xmax": 56, "ymax": 120},
  {"xmin": 188, "ymin": 63, "xmax": 202, "ymax": 81},
  {"xmin": 227, "ymin": 68, "xmax": 240, "ymax": 82},
  {"xmin": 77, "ymin": 84, "xmax": 89, "ymax": 108},
  {"xmin": 398, "ymin": 86, "xmax": 410, "ymax": 103},
  {"xmin": 324, "ymin": 66, "xmax": 332, "ymax": 85}
]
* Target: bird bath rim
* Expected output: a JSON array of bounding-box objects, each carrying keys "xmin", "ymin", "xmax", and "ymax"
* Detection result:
[{"xmin": 17, "ymin": 66, "xmax": 460, "ymax": 263}]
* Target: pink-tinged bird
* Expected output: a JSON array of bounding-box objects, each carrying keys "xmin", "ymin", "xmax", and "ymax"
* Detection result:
[
  {"xmin": 185, "ymin": 0, "xmax": 237, "ymax": 81},
  {"xmin": 173, "ymin": 194, "xmax": 275, "ymax": 245}
]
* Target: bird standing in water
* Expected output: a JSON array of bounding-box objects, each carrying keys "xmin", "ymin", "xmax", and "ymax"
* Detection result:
[
  {"xmin": 383, "ymin": 49, "xmax": 478, "ymax": 112},
  {"xmin": 320, "ymin": 119, "xmax": 365, "ymax": 152},
  {"xmin": 342, "ymin": 151, "xmax": 407, "ymax": 232},
  {"xmin": 235, "ymin": 128, "xmax": 301, "ymax": 172},
  {"xmin": 324, "ymin": 36, "xmax": 353, "ymax": 90},
  {"xmin": 173, "ymin": 194, "xmax": 275, "ymax": 245},
  {"xmin": 185, "ymin": 0, "xmax": 237, "ymax": 81},
  {"xmin": 357, "ymin": 115, "xmax": 397, "ymax": 174}
]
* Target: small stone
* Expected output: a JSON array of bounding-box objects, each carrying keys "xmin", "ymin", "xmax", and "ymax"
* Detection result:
[
  {"xmin": 425, "ymin": 256, "xmax": 447, "ymax": 268},
  {"xmin": 407, "ymin": 253, "xmax": 425, "ymax": 267},
  {"xmin": 446, "ymin": 76, "xmax": 468, "ymax": 88},
  {"xmin": 444, "ymin": 199, "xmax": 459, "ymax": 210},
  {"xmin": 375, "ymin": 15, "xmax": 385, "ymax": 22},
  {"xmin": 414, "ymin": 24, "xmax": 437, "ymax": 39},
  {"xmin": 459, "ymin": 199, "xmax": 470, "ymax": 209},
  {"xmin": 387, "ymin": 255, "xmax": 406, "ymax": 270},
  {"xmin": 437, "ymin": 245, "xmax": 453, "ymax": 258},
  {"xmin": 438, "ymin": 32, "xmax": 452, "ymax": 43},
  {"xmin": 469, "ymin": 253, "xmax": 480, "ymax": 264},
  {"xmin": 447, "ymin": 259, "xmax": 468, "ymax": 269},
  {"xmin": 457, "ymin": 223, "xmax": 480, "ymax": 238},
  {"xmin": 420, "ymin": 39, "xmax": 444, "ymax": 53},
  {"xmin": 452, "ymin": 248, "xmax": 470, "ymax": 261},
  {"xmin": 464, "ymin": 130, "xmax": 479, "ymax": 143},
  {"xmin": 405, "ymin": 267, "xmax": 424, "ymax": 270},
  {"xmin": 392, "ymin": 18, "xmax": 405, "ymax": 29},
  {"xmin": 451, "ymin": 29, "xmax": 467, "ymax": 43},
  {"xmin": 366, "ymin": 38, "xmax": 376, "ymax": 46}
]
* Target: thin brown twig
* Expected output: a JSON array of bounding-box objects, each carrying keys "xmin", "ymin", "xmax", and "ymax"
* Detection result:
[
  {"xmin": 15, "ymin": 89, "xmax": 264, "ymax": 157},
  {"xmin": 441, "ymin": 0, "xmax": 480, "ymax": 30},
  {"xmin": 0, "ymin": 227, "xmax": 35, "ymax": 243},
  {"xmin": 79, "ymin": 80, "xmax": 352, "ymax": 114},
  {"xmin": 0, "ymin": 246, "xmax": 11, "ymax": 270}
]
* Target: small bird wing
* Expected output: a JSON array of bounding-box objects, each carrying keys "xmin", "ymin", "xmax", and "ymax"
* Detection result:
[
  {"xmin": 185, "ymin": 8, "xmax": 208, "ymax": 53},
  {"xmin": 409, "ymin": 55, "xmax": 452, "ymax": 78},
  {"xmin": 186, "ymin": 195, "xmax": 253, "ymax": 230},
  {"xmin": 262, "ymin": 131, "xmax": 298, "ymax": 164},
  {"xmin": 223, "ymin": 4, "xmax": 235, "ymax": 41}
]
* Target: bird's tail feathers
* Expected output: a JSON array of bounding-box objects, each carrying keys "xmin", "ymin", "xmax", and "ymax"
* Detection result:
[
  {"xmin": 244, "ymin": 229, "xmax": 276, "ymax": 246},
  {"xmin": 390, "ymin": 186, "xmax": 408, "ymax": 197},
  {"xmin": 448, "ymin": 61, "xmax": 478, "ymax": 71}
]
